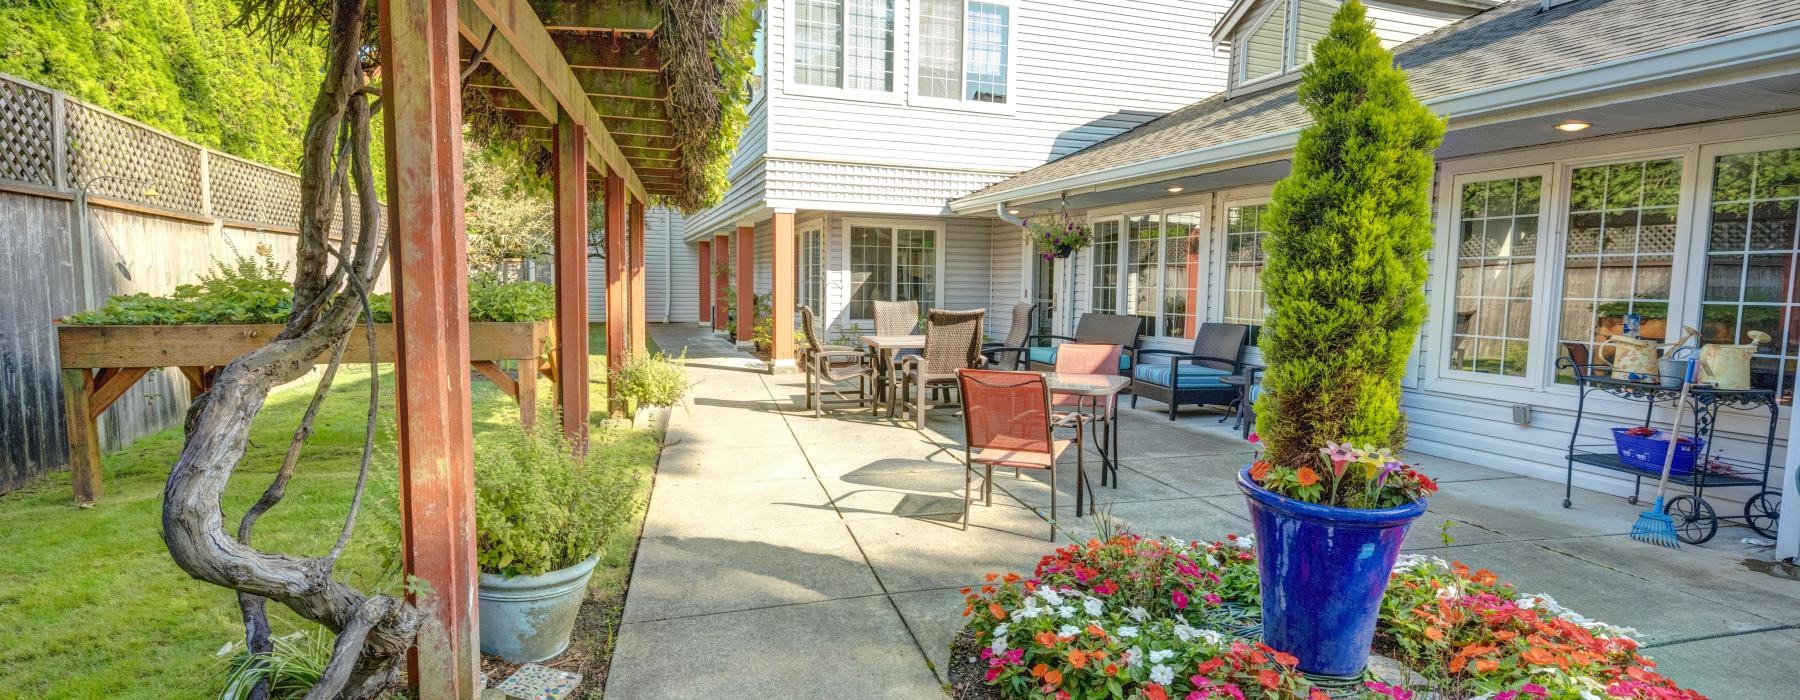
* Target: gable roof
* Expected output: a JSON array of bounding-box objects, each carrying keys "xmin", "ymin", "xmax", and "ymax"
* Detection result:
[
  {"xmin": 1209, "ymin": 0, "xmax": 1498, "ymax": 42},
  {"xmin": 959, "ymin": 0, "xmax": 1800, "ymax": 208}
]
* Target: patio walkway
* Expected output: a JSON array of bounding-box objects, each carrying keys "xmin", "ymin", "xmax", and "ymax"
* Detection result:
[{"xmin": 606, "ymin": 323, "xmax": 1800, "ymax": 699}]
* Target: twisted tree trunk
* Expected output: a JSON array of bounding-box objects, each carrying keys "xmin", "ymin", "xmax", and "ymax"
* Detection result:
[{"xmin": 163, "ymin": 0, "xmax": 420, "ymax": 696}]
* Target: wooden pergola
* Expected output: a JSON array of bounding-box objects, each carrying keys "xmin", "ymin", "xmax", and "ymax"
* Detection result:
[{"xmin": 378, "ymin": 0, "xmax": 725, "ymax": 693}]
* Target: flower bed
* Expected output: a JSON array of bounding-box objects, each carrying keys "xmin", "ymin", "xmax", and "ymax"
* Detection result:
[{"xmin": 951, "ymin": 533, "xmax": 1705, "ymax": 700}]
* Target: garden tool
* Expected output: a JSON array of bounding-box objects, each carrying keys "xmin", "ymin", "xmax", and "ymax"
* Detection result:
[{"xmin": 1632, "ymin": 358, "xmax": 1696, "ymax": 549}]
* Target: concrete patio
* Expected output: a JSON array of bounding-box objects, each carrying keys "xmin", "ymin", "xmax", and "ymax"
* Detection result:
[{"xmin": 606, "ymin": 323, "xmax": 1800, "ymax": 699}]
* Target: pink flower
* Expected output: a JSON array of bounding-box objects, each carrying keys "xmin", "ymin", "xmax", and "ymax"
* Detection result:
[
  {"xmin": 984, "ymin": 666, "xmax": 1001, "ymax": 682},
  {"xmin": 1247, "ymin": 431, "xmax": 1261, "ymax": 445},
  {"xmin": 1172, "ymin": 589, "xmax": 1189, "ymax": 610},
  {"xmin": 1204, "ymin": 593, "xmax": 1223, "ymax": 606}
]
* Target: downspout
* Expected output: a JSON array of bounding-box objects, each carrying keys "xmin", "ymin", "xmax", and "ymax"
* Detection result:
[{"xmin": 996, "ymin": 202, "xmax": 1027, "ymax": 228}]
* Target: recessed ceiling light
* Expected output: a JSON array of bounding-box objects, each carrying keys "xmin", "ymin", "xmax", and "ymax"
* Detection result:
[
  {"xmin": 1555, "ymin": 120, "xmax": 1591, "ymax": 132},
  {"xmin": 1007, "ymin": 209, "xmax": 1020, "ymax": 215},
  {"xmin": 1166, "ymin": 185, "xmax": 1185, "ymax": 193}
]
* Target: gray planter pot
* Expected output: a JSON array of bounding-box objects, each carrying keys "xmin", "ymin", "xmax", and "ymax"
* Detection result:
[
  {"xmin": 477, "ymin": 555, "xmax": 599, "ymax": 663},
  {"xmin": 632, "ymin": 404, "xmax": 671, "ymax": 432}
]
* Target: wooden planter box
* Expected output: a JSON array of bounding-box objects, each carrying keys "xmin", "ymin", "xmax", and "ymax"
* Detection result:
[{"xmin": 56, "ymin": 321, "xmax": 556, "ymax": 505}]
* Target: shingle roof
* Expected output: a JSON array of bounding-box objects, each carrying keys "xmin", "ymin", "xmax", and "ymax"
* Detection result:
[{"xmin": 961, "ymin": 0, "xmax": 1800, "ymax": 203}]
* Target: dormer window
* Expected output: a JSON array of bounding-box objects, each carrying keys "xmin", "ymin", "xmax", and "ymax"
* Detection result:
[{"xmin": 1230, "ymin": 0, "xmax": 1339, "ymax": 89}]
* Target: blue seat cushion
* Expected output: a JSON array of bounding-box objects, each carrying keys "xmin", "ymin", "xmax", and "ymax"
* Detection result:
[
  {"xmin": 1132, "ymin": 362, "xmax": 1230, "ymax": 389},
  {"xmin": 1027, "ymin": 346, "xmax": 1132, "ymax": 372}
]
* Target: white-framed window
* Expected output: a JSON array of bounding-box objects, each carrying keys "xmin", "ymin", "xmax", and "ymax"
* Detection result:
[
  {"xmin": 1697, "ymin": 140, "xmax": 1800, "ymax": 403},
  {"xmin": 917, "ymin": 0, "xmax": 1010, "ymax": 104},
  {"xmin": 845, "ymin": 222, "xmax": 942, "ymax": 322},
  {"xmin": 1233, "ymin": 0, "xmax": 1339, "ymax": 89},
  {"xmin": 1444, "ymin": 170, "xmax": 1548, "ymax": 381},
  {"xmin": 1555, "ymin": 156, "xmax": 1684, "ymax": 383},
  {"xmin": 1090, "ymin": 210, "xmax": 1206, "ymax": 339},
  {"xmin": 798, "ymin": 227, "xmax": 825, "ymax": 316},
  {"xmin": 795, "ymin": 0, "xmax": 896, "ymax": 91},
  {"xmin": 1221, "ymin": 202, "xmax": 1271, "ymax": 336}
]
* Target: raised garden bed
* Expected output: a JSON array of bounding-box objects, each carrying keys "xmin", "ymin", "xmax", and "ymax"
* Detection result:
[{"xmin": 56, "ymin": 320, "xmax": 556, "ymax": 504}]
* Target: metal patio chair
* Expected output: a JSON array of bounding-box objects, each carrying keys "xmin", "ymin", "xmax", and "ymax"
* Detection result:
[
  {"xmin": 895, "ymin": 308, "xmax": 986, "ymax": 428},
  {"xmin": 957, "ymin": 368, "xmax": 1085, "ymax": 541},
  {"xmin": 1130, "ymin": 322, "xmax": 1249, "ymax": 420},
  {"xmin": 979, "ymin": 300, "xmax": 1038, "ymax": 370},
  {"xmin": 799, "ymin": 305, "xmax": 874, "ymax": 418}
]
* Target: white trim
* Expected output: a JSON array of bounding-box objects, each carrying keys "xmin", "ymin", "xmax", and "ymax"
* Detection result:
[
  {"xmin": 1430, "ymin": 164, "xmax": 1556, "ymax": 389},
  {"xmin": 1214, "ymin": 195, "xmax": 1273, "ymax": 333},
  {"xmin": 907, "ymin": 0, "xmax": 1016, "ymax": 115},
  {"xmin": 786, "ymin": 0, "xmax": 903, "ymax": 100},
  {"xmin": 838, "ymin": 216, "xmax": 949, "ymax": 326}
]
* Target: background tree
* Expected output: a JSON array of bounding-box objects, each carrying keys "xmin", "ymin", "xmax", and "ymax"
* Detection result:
[
  {"xmin": 1253, "ymin": 0, "xmax": 1445, "ymax": 469},
  {"xmin": 463, "ymin": 136, "xmax": 554, "ymax": 279}
]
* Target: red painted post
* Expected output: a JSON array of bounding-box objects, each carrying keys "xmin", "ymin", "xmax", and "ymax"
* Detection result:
[
  {"xmin": 697, "ymin": 241, "xmax": 712, "ymax": 324},
  {"xmin": 735, "ymin": 224, "xmax": 754, "ymax": 345},
  {"xmin": 629, "ymin": 198, "xmax": 647, "ymax": 360},
  {"xmin": 552, "ymin": 113, "xmax": 591, "ymax": 448},
  {"xmin": 770, "ymin": 212, "xmax": 796, "ymax": 366},
  {"xmin": 604, "ymin": 171, "xmax": 628, "ymax": 416},
  {"xmin": 713, "ymin": 233, "xmax": 729, "ymax": 332},
  {"xmin": 377, "ymin": 0, "xmax": 478, "ymax": 695}
]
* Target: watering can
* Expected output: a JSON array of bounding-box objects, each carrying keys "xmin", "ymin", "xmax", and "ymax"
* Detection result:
[
  {"xmin": 1656, "ymin": 327, "xmax": 1700, "ymax": 388},
  {"xmin": 1600, "ymin": 327, "xmax": 1697, "ymax": 384},
  {"xmin": 1696, "ymin": 330, "xmax": 1772, "ymax": 390}
]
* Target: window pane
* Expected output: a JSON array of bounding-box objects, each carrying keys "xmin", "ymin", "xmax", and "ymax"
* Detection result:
[
  {"xmin": 1088, "ymin": 219, "xmax": 1120, "ymax": 314},
  {"xmin": 1124, "ymin": 214, "xmax": 1160, "ymax": 334},
  {"xmin": 965, "ymin": 2, "xmax": 1008, "ymax": 103},
  {"xmin": 1451, "ymin": 175, "xmax": 1541, "ymax": 378},
  {"xmin": 895, "ymin": 228, "xmax": 936, "ymax": 308},
  {"xmin": 1242, "ymin": 1, "xmax": 1287, "ymax": 82},
  {"xmin": 848, "ymin": 226, "xmax": 892, "ymax": 320},
  {"xmin": 794, "ymin": 0, "xmax": 843, "ymax": 87},
  {"xmin": 845, "ymin": 0, "xmax": 894, "ymax": 91},
  {"xmin": 1162, "ymin": 212, "xmax": 1204, "ymax": 339},
  {"xmin": 917, "ymin": 0, "xmax": 961, "ymax": 99},
  {"xmin": 1703, "ymin": 146, "xmax": 1800, "ymax": 403},
  {"xmin": 1556, "ymin": 161, "xmax": 1681, "ymax": 382},
  {"xmin": 1224, "ymin": 204, "xmax": 1270, "ymax": 334}
]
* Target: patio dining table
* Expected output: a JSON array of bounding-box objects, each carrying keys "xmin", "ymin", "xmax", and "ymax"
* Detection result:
[
  {"xmin": 858, "ymin": 334, "xmax": 924, "ymax": 411},
  {"xmin": 1043, "ymin": 372, "xmax": 1128, "ymax": 515}
]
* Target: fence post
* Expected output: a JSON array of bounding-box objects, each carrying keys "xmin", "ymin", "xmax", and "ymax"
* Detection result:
[{"xmin": 50, "ymin": 90, "xmax": 68, "ymax": 190}]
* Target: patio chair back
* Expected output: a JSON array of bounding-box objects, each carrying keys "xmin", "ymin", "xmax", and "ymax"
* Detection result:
[
  {"xmin": 874, "ymin": 300, "xmax": 921, "ymax": 336},
  {"xmin": 1187, "ymin": 322, "xmax": 1249, "ymax": 371},
  {"xmin": 1073, "ymin": 313, "xmax": 1144, "ymax": 348},
  {"xmin": 920, "ymin": 308, "xmax": 987, "ymax": 375},
  {"xmin": 1053, "ymin": 343, "xmax": 1121, "ymax": 375},
  {"xmin": 957, "ymin": 369, "xmax": 1053, "ymax": 457},
  {"xmin": 798, "ymin": 305, "xmax": 825, "ymax": 354},
  {"xmin": 988, "ymin": 301, "xmax": 1037, "ymax": 370}
]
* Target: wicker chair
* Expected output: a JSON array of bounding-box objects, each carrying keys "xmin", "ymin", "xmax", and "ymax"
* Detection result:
[
  {"xmin": 979, "ymin": 301, "xmax": 1037, "ymax": 370},
  {"xmin": 957, "ymin": 368, "xmax": 1085, "ymax": 541},
  {"xmin": 799, "ymin": 305, "xmax": 874, "ymax": 418},
  {"xmin": 1130, "ymin": 322, "xmax": 1249, "ymax": 420},
  {"xmin": 873, "ymin": 300, "xmax": 921, "ymax": 336},
  {"xmin": 895, "ymin": 308, "xmax": 986, "ymax": 428},
  {"xmin": 1015, "ymin": 313, "xmax": 1143, "ymax": 375}
]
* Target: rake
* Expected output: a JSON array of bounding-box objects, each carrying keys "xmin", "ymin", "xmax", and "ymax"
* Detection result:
[{"xmin": 1631, "ymin": 358, "xmax": 1696, "ymax": 549}]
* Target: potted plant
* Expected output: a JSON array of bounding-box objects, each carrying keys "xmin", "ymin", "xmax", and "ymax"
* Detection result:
[
  {"xmin": 474, "ymin": 420, "xmax": 639, "ymax": 663},
  {"xmin": 1240, "ymin": 0, "xmax": 1445, "ymax": 678},
  {"xmin": 1026, "ymin": 210, "xmax": 1092, "ymax": 259},
  {"xmin": 616, "ymin": 351, "xmax": 692, "ymax": 431}
]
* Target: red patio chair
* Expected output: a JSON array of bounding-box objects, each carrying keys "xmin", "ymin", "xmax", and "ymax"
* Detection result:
[{"xmin": 957, "ymin": 369, "xmax": 1086, "ymax": 541}]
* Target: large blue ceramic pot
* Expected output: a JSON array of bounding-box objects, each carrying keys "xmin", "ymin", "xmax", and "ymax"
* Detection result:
[{"xmin": 1237, "ymin": 467, "xmax": 1426, "ymax": 678}]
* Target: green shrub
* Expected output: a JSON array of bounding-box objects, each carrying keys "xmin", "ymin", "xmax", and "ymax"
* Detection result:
[
  {"xmin": 616, "ymin": 352, "xmax": 692, "ymax": 408},
  {"xmin": 213, "ymin": 628, "xmax": 331, "ymax": 700},
  {"xmin": 64, "ymin": 249, "xmax": 294, "ymax": 325},
  {"xmin": 466, "ymin": 274, "xmax": 557, "ymax": 322},
  {"xmin": 1253, "ymin": 0, "xmax": 1445, "ymax": 468},
  {"xmin": 750, "ymin": 292, "xmax": 774, "ymax": 348},
  {"xmin": 473, "ymin": 421, "xmax": 640, "ymax": 577}
]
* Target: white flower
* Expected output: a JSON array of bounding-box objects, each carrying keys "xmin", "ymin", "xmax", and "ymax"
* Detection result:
[
  {"xmin": 989, "ymin": 635, "xmax": 1008, "ymax": 655},
  {"xmin": 1058, "ymin": 624, "xmax": 1081, "ymax": 638},
  {"xmin": 1126, "ymin": 606, "xmax": 1150, "ymax": 622},
  {"xmin": 1148, "ymin": 649, "xmax": 1175, "ymax": 664},
  {"xmin": 1057, "ymin": 605, "xmax": 1076, "ymax": 619},
  {"xmin": 1233, "ymin": 534, "xmax": 1255, "ymax": 550},
  {"xmin": 1199, "ymin": 629, "xmax": 1226, "ymax": 646},
  {"xmin": 1172, "ymin": 623, "xmax": 1198, "ymax": 642},
  {"xmin": 1123, "ymin": 647, "xmax": 1143, "ymax": 667},
  {"xmin": 1204, "ymin": 554, "xmax": 1219, "ymax": 568},
  {"xmin": 1150, "ymin": 663, "xmax": 1175, "ymax": 685},
  {"xmin": 1039, "ymin": 589, "xmax": 1064, "ymax": 606},
  {"xmin": 1117, "ymin": 625, "xmax": 1139, "ymax": 639},
  {"xmin": 993, "ymin": 623, "xmax": 1010, "ymax": 637},
  {"xmin": 1083, "ymin": 598, "xmax": 1105, "ymax": 616}
]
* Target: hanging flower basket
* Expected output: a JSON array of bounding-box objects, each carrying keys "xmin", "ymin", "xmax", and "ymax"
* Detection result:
[{"xmin": 1026, "ymin": 211, "xmax": 1091, "ymax": 260}]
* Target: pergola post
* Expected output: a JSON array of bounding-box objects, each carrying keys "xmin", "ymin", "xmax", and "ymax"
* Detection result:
[
  {"xmin": 377, "ymin": 0, "xmax": 478, "ymax": 694},
  {"xmin": 552, "ymin": 113, "xmax": 591, "ymax": 448},
  {"xmin": 770, "ymin": 211, "xmax": 796, "ymax": 369},
  {"xmin": 696, "ymin": 240, "xmax": 712, "ymax": 325},
  {"xmin": 604, "ymin": 171, "xmax": 628, "ymax": 416},
  {"xmin": 629, "ymin": 198, "xmax": 648, "ymax": 359},
  {"xmin": 712, "ymin": 233, "xmax": 729, "ymax": 333},
  {"xmin": 735, "ymin": 224, "xmax": 754, "ymax": 348}
]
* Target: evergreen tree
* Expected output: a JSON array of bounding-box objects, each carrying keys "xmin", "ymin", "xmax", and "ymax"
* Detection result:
[{"xmin": 1254, "ymin": 0, "xmax": 1445, "ymax": 469}]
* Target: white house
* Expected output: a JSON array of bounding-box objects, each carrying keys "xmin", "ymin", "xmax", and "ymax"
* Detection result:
[{"xmin": 673, "ymin": 0, "xmax": 1800, "ymax": 559}]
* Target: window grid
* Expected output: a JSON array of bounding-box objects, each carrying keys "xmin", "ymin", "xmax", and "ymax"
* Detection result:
[
  {"xmin": 1701, "ymin": 147, "xmax": 1800, "ymax": 402},
  {"xmin": 848, "ymin": 226, "xmax": 893, "ymax": 321},
  {"xmin": 1089, "ymin": 219, "xmax": 1120, "ymax": 315},
  {"xmin": 964, "ymin": 2, "xmax": 1008, "ymax": 103},
  {"xmin": 844, "ymin": 0, "xmax": 895, "ymax": 91},
  {"xmin": 917, "ymin": 0, "xmax": 962, "ymax": 99},
  {"xmin": 1556, "ymin": 158, "xmax": 1683, "ymax": 382},
  {"xmin": 794, "ymin": 0, "xmax": 843, "ymax": 87},
  {"xmin": 1223, "ymin": 205, "xmax": 1270, "ymax": 332},
  {"xmin": 799, "ymin": 230, "xmax": 824, "ymax": 316},
  {"xmin": 895, "ymin": 228, "xmax": 937, "ymax": 308},
  {"xmin": 1124, "ymin": 214, "xmax": 1162, "ymax": 335},
  {"xmin": 1161, "ymin": 212, "xmax": 1204, "ymax": 340},
  {"xmin": 1449, "ymin": 176, "xmax": 1542, "ymax": 378}
]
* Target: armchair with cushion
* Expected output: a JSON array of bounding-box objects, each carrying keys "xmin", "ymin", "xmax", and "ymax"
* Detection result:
[
  {"xmin": 1129, "ymin": 322, "xmax": 1249, "ymax": 420},
  {"xmin": 1017, "ymin": 313, "xmax": 1143, "ymax": 375}
]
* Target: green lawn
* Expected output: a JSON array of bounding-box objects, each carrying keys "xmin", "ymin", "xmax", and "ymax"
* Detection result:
[{"xmin": 0, "ymin": 324, "xmax": 658, "ymax": 698}]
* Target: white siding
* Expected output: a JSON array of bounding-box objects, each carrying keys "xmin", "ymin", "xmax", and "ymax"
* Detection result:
[
  {"xmin": 586, "ymin": 255, "xmax": 607, "ymax": 319},
  {"xmin": 943, "ymin": 216, "xmax": 994, "ymax": 320},
  {"xmin": 1365, "ymin": 1, "xmax": 1462, "ymax": 48},
  {"xmin": 588, "ymin": 207, "xmax": 698, "ymax": 322},
  {"xmin": 988, "ymin": 219, "xmax": 1027, "ymax": 338}
]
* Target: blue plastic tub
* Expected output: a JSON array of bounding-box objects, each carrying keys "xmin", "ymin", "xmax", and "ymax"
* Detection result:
[{"xmin": 1611, "ymin": 428, "xmax": 1702, "ymax": 476}]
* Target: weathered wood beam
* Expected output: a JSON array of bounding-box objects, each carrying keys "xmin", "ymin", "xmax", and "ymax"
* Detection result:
[
  {"xmin": 529, "ymin": 0, "xmax": 660, "ymax": 33},
  {"xmin": 476, "ymin": 84, "xmax": 669, "ymax": 122},
  {"xmin": 620, "ymin": 146, "xmax": 677, "ymax": 161},
  {"xmin": 554, "ymin": 34, "xmax": 660, "ymax": 72},
  {"xmin": 613, "ymin": 132, "xmax": 674, "ymax": 150},
  {"xmin": 603, "ymin": 117, "xmax": 674, "ymax": 138},
  {"xmin": 460, "ymin": 0, "xmax": 648, "ymax": 202},
  {"xmin": 552, "ymin": 113, "xmax": 592, "ymax": 449},
  {"xmin": 569, "ymin": 66, "xmax": 663, "ymax": 99},
  {"xmin": 603, "ymin": 172, "xmax": 627, "ymax": 417}
]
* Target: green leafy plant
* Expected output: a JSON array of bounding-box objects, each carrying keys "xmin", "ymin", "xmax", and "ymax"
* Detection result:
[
  {"xmin": 1253, "ymin": 0, "xmax": 1446, "ymax": 473},
  {"xmin": 472, "ymin": 420, "xmax": 640, "ymax": 577},
  {"xmin": 750, "ymin": 292, "xmax": 774, "ymax": 349},
  {"xmin": 616, "ymin": 351, "xmax": 692, "ymax": 408},
  {"xmin": 64, "ymin": 248, "xmax": 294, "ymax": 325},
  {"xmin": 213, "ymin": 628, "xmax": 331, "ymax": 700},
  {"xmin": 1026, "ymin": 210, "xmax": 1093, "ymax": 259},
  {"xmin": 466, "ymin": 275, "xmax": 556, "ymax": 322}
]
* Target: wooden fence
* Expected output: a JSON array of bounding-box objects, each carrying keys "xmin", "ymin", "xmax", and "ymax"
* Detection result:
[{"xmin": 0, "ymin": 71, "xmax": 375, "ymax": 493}]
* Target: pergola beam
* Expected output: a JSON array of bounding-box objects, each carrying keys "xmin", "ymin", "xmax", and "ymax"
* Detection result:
[
  {"xmin": 460, "ymin": 0, "xmax": 648, "ymax": 202},
  {"xmin": 529, "ymin": 0, "xmax": 661, "ymax": 33},
  {"xmin": 555, "ymin": 34, "xmax": 660, "ymax": 71}
]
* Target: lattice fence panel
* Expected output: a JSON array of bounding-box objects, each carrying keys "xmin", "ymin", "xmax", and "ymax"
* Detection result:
[
  {"xmin": 0, "ymin": 76, "xmax": 56, "ymax": 186},
  {"xmin": 210, "ymin": 153, "xmax": 302, "ymax": 229},
  {"xmin": 65, "ymin": 102, "xmax": 205, "ymax": 213}
]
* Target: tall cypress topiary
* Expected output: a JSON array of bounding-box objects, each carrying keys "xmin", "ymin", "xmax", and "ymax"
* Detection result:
[{"xmin": 1254, "ymin": 0, "xmax": 1445, "ymax": 469}]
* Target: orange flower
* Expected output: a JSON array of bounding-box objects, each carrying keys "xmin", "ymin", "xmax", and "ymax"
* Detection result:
[
  {"xmin": 985, "ymin": 572, "xmax": 999, "ymax": 581},
  {"xmin": 1272, "ymin": 650, "xmax": 1299, "ymax": 667},
  {"xmin": 1090, "ymin": 649, "xmax": 1108, "ymax": 661},
  {"xmin": 1521, "ymin": 647, "xmax": 1557, "ymax": 666},
  {"xmin": 1250, "ymin": 460, "xmax": 1272, "ymax": 481},
  {"xmin": 961, "ymin": 604, "xmax": 973, "ymax": 617},
  {"xmin": 1295, "ymin": 467, "xmax": 1320, "ymax": 487},
  {"xmin": 1257, "ymin": 669, "xmax": 1280, "ymax": 689},
  {"xmin": 1143, "ymin": 683, "xmax": 1168, "ymax": 700},
  {"xmin": 981, "ymin": 585, "xmax": 996, "ymax": 594},
  {"xmin": 1493, "ymin": 630, "xmax": 1517, "ymax": 642},
  {"xmin": 1448, "ymin": 655, "xmax": 1467, "ymax": 673},
  {"xmin": 959, "ymin": 587, "xmax": 972, "ymax": 594},
  {"xmin": 988, "ymin": 602, "xmax": 1006, "ymax": 620},
  {"xmin": 1085, "ymin": 624, "xmax": 1107, "ymax": 638},
  {"xmin": 1103, "ymin": 662, "xmax": 1120, "ymax": 677},
  {"xmin": 1424, "ymin": 626, "xmax": 1445, "ymax": 641},
  {"xmin": 1474, "ymin": 659, "xmax": 1499, "ymax": 674},
  {"xmin": 1068, "ymin": 649, "xmax": 1089, "ymax": 669},
  {"xmin": 1004, "ymin": 572, "xmax": 1021, "ymax": 583},
  {"xmin": 1036, "ymin": 631, "xmax": 1060, "ymax": 648},
  {"xmin": 1043, "ymin": 669, "xmax": 1063, "ymax": 687}
]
